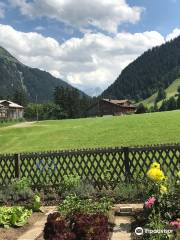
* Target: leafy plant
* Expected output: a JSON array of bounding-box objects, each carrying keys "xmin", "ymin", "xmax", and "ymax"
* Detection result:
[
  {"xmin": 58, "ymin": 174, "xmax": 81, "ymax": 194},
  {"xmin": 58, "ymin": 195, "xmax": 112, "ymax": 218},
  {"xmin": 58, "ymin": 175, "xmax": 96, "ymax": 199},
  {"xmin": 32, "ymin": 194, "xmax": 41, "ymax": 212},
  {"xmin": 0, "ymin": 206, "xmax": 32, "ymax": 228},
  {"xmin": 71, "ymin": 180, "xmax": 96, "ymax": 198},
  {"xmin": 44, "ymin": 212, "xmax": 76, "ymax": 240},
  {"xmin": 11, "ymin": 177, "xmax": 31, "ymax": 191},
  {"xmin": 0, "ymin": 178, "xmax": 33, "ymax": 203},
  {"xmin": 113, "ymin": 181, "xmax": 147, "ymax": 202},
  {"xmin": 144, "ymin": 209, "xmax": 170, "ymax": 240},
  {"xmin": 72, "ymin": 213, "xmax": 109, "ymax": 240},
  {"xmin": 44, "ymin": 205, "xmax": 110, "ymax": 240}
]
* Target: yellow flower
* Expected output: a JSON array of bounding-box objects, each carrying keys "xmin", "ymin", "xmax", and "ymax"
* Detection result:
[
  {"xmin": 147, "ymin": 167, "xmax": 165, "ymax": 182},
  {"xmin": 150, "ymin": 162, "xmax": 160, "ymax": 169},
  {"xmin": 160, "ymin": 185, "xmax": 167, "ymax": 194}
]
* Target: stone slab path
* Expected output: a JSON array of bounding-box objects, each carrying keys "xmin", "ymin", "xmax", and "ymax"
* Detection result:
[
  {"xmin": 111, "ymin": 216, "xmax": 132, "ymax": 240},
  {"xmin": 111, "ymin": 203, "xmax": 143, "ymax": 240}
]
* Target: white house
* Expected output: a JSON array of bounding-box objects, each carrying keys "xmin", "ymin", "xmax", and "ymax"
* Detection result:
[{"xmin": 0, "ymin": 100, "xmax": 24, "ymax": 120}]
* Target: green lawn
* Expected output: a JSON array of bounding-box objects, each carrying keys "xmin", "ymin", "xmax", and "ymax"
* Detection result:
[
  {"xmin": 0, "ymin": 110, "xmax": 180, "ymax": 153},
  {"xmin": 141, "ymin": 77, "xmax": 180, "ymax": 107}
]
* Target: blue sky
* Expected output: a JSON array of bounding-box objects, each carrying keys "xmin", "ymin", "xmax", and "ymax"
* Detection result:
[
  {"xmin": 0, "ymin": 0, "xmax": 180, "ymax": 95},
  {"xmin": 126, "ymin": 0, "xmax": 180, "ymax": 35}
]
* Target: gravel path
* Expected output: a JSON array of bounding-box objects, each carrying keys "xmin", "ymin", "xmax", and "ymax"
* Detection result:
[{"xmin": 4, "ymin": 121, "xmax": 36, "ymax": 129}]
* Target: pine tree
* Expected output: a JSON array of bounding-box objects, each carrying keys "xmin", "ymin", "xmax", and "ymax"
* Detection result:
[
  {"xmin": 13, "ymin": 89, "xmax": 28, "ymax": 106},
  {"xmin": 155, "ymin": 88, "xmax": 166, "ymax": 103},
  {"xmin": 159, "ymin": 100, "xmax": 168, "ymax": 112},
  {"xmin": 177, "ymin": 96, "xmax": 180, "ymax": 109},
  {"xmin": 176, "ymin": 86, "xmax": 180, "ymax": 109},
  {"xmin": 167, "ymin": 97, "xmax": 177, "ymax": 110},
  {"xmin": 54, "ymin": 86, "xmax": 92, "ymax": 119},
  {"xmin": 136, "ymin": 103, "xmax": 147, "ymax": 114},
  {"xmin": 153, "ymin": 102, "xmax": 159, "ymax": 112}
]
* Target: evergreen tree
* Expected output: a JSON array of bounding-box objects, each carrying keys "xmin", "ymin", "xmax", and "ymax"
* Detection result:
[
  {"xmin": 153, "ymin": 102, "xmax": 159, "ymax": 112},
  {"xmin": 159, "ymin": 100, "xmax": 168, "ymax": 112},
  {"xmin": 155, "ymin": 88, "xmax": 166, "ymax": 103},
  {"xmin": 13, "ymin": 89, "xmax": 28, "ymax": 106},
  {"xmin": 177, "ymin": 95, "xmax": 180, "ymax": 109},
  {"xmin": 167, "ymin": 97, "xmax": 177, "ymax": 111},
  {"xmin": 54, "ymin": 86, "xmax": 92, "ymax": 119},
  {"xmin": 136, "ymin": 103, "xmax": 147, "ymax": 114},
  {"xmin": 176, "ymin": 86, "xmax": 180, "ymax": 109}
]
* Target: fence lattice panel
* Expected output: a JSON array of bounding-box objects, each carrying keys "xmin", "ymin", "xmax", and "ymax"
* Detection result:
[
  {"xmin": 0, "ymin": 154, "xmax": 15, "ymax": 185},
  {"xmin": 0, "ymin": 144, "xmax": 179, "ymax": 188},
  {"xmin": 19, "ymin": 149, "xmax": 125, "ymax": 186}
]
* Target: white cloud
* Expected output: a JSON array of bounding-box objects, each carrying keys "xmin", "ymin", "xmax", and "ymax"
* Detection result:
[
  {"xmin": 166, "ymin": 28, "xmax": 180, "ymax": 41},
  {"xmin": 9, "ymin": 0, "xmax": 143, "ymax": 33},
  {"xmin": 0, "ymin": 2, "xmax": 6, "ymax": 18},
  {"xmin": 0, "ymin": 24, "xmax": 166, "ymax": 95}
]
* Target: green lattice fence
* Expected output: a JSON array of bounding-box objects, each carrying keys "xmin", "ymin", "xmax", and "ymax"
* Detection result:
[{"xmin": 0, "ymin": 144, "xmax": 179, "ymax": 188}]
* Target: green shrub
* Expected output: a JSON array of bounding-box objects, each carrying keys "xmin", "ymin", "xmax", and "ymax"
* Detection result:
[
  {"xmin": 58, "ymin": 174, "xmax": 81, "ymax": 194},
  {"xmin": 11, "ymin": 177, "xmax": 31, "ymax": 191},
  {"xmin": 58, "ymin": 175, "xmax": 96, "ymax": 198},
  {"xmin": 58, "ymin": 195, "xmax": 113, "ymax": 218},
  {"xmin": 113, "ymin": 182, "xmax": 147, "ymax": 202},
  {"xmin": 0, "ymin": 178, "xmax": 33, "ymax": 203},
  {"xmin": 95, "ymin": 187, "xmax": 116, "ymax": 200}
]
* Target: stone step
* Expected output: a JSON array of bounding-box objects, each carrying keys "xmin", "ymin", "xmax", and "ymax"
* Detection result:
[
  {"xmin": 115, "ymin": 207, "xmax": 133, "ymax": 216},
  {"xmin": 114, "ymin": 203, "xmax": 143, "ymax": 217}
]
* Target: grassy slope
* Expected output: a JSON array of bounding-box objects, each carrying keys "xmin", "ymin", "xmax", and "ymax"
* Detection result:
[
  {"xmin": 0, "ymin": 110, "xmax": 180, "ymax": 153},
  {"xmin": 141, "ymin": 78, "xmax": 180, "ymax": 107}
]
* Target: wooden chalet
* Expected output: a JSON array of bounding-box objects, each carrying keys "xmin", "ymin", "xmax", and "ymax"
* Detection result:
[
  {"xmin": 0, "ymin": 100, "xmax": 24, "ymax": 120},
  {"xmin": 86, "ymin": 99, "xmax": 136, "ymax": 117}
]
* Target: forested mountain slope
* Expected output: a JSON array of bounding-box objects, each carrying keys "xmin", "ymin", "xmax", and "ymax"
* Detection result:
[
  {"xmin": 141, "ymin": 77, "xmax": 180, "ymax": 107},
  {"xmin": 102, "ymin": 36, "xmax": 180, "ymax": 101},
  {"xmin": 0, "ymin": 47, "xmax": 87, "ymax": 103}
]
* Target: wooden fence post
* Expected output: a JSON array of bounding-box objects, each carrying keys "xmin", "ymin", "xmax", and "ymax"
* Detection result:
[
  {"xmin": 14, "ymin": 153, "xmax": 20, "ymax": 179},
  {"xmin": 123, "ymin": 147, "xmax": 131, "ymax": 182}
]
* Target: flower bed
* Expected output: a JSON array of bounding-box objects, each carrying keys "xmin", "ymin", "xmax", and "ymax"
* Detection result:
[
  {"xmin": 0, "ymin": 167, "xmax": 179, "ymax": 239},
  {"xmin": 0, "ymin": 177, "xmax": 44, "ymax": 239},
  {"xmin": 131, "ymin": 163, "xmax": 180, "ymax": 240}
]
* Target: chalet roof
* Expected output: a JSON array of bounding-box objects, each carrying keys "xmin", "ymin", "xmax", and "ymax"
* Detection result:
[
  {"xmin": 0, "ymin": 100, "xmax": 24, "ymax": 109},
  {"xmin": 103, "ymin": 99, "xmax": 130, "ymax": 105},
  {"xmin": 102, "ymin": 99, "xmax": 136, "ymax": 108}
]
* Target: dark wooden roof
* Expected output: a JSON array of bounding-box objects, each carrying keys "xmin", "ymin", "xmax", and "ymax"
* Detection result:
[{"xmin": 102, "ymin": 99, "xmax": 136, "ymax": 108}]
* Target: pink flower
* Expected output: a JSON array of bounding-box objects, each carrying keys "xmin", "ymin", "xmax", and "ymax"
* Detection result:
[
  {"xmin": 145, "ymin": 197, "xmax": 156, "ymax": 209},
  {"xmin": 170, "ymin": 221, "xmax": 180, "ymax": 229}
]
